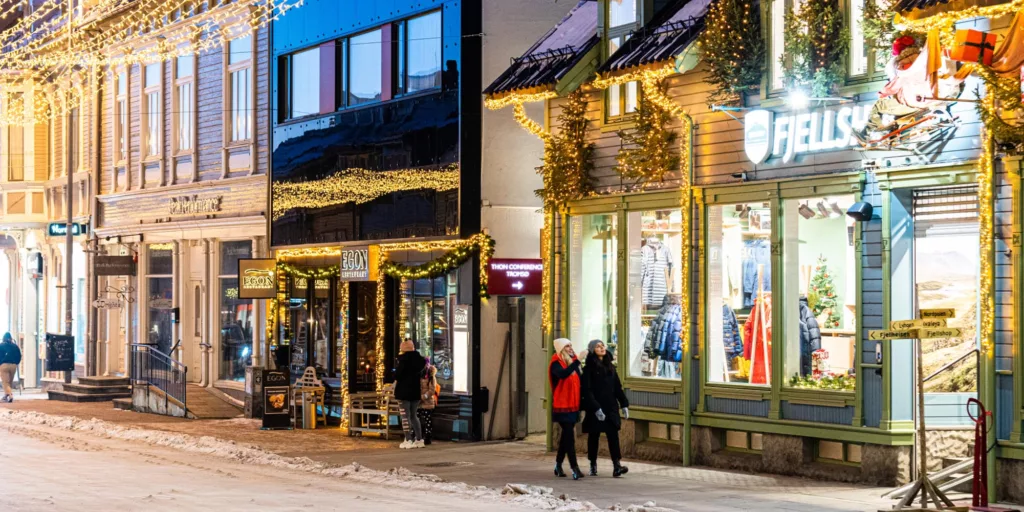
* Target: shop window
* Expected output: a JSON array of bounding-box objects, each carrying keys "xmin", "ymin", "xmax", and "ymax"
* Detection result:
[
  {"xmin": 782, "ymin": 195, "xmax": 857, "ymax": 391},
  {"xmin": 707, "ymin": 202, "xmax": 772, "ymax": 386},
  {"xmin": 397, "ymin": 270, "xmax": 457, "ymax": 393},
  {"xmin": 147, "ymin": 245, "xmax": 174, "ymax": 354},
  {"xmin": 218, "ymin": 240, "xmax": 253, "ymax": 382},
  {"xmin": 627, "ymin": 209, "xmax": 683, "ymax": 380},
  {"xmin": 348, "ymin": 29, "xmax": 382, "ymax": 105},
  {"xmin": 569, "ymin": 213, "xmax": 618, "ymax": 359},
  {"xmin": 397, "ymin": 10, "xmax": 442, "ymax": 95}
]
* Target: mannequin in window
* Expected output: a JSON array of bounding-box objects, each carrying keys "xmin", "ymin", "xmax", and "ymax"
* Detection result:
[
  {"xmin": 641, "ymin": 236, "xmax": 673, "ymax": 307},
  {"xmin": 798, "ymin": 296, "xmax": 821, "ymax": 376}
]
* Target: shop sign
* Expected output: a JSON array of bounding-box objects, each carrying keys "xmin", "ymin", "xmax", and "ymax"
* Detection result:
[
  {"xmin": 919, "ymin": 308, "xmax": 955, "ymax": 319},
  {"xmin": 917, "ymin": 328, "xmax": 963, "ymax": 339},
  {"xmin": 487, "ymin": 259, "xmax": 543, "ymax": 295},
  {"xmin": 339, "ymin": 246, "xmax": 379, "ymax": 281},
  {"xmin": 889, "ymin": 319, "xmax": 947, "ymax": 330},
  {"xmin": 238, "ymin": 258, "xmax": 277, "ymax": 299},
  {"xmin": 95, "ymin": 255, "xmax": 137, "ymax": 276},
  {"xmin": 452, "ymin": 304, "xmax": 471, "ymax": 395},
  {"xmin": 47, "ymin": 223, "xmax": 88, "ymax": 237},
  {"xmin": 868, "ymin": 329, "xmax": 916, "ymax": 341},
  {"xmin": 92, "ymin": 297, "xmax": 121, "ymax": 310},
  {"xmin": 292, "ymin": 276, "xmax": 330, "ymax": 298},
  {"xmin": 169, "ymin": 194, "xmax": 222, "ymax": 215},
  {"xmin": 261, "ymin": 368, "xmax": 291, "ymax": 429},
  {"xmin": 743, "ymin": 105, "xmax": 871, "ymax": 164},
  {"xmin": 149, "ymin": 297, "xmax": 173, "ymax": 310}
]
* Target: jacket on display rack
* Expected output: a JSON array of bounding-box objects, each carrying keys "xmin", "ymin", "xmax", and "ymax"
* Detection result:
[
  {"xmin": 641, "ymin": 237, "xmax": 674, "ymax": 306},
  {"xmin": 645, "ymin": 296, "xmax": 683, "ymax": 363},
  {"xmin": 742, "ymin": 294, "xmax": 772, "ymax": 385},
  {"xmin": 798, "ymin": 297, "xmax": 822, "ymax": 376},
  {"xmin": 742, "ymin": 239, "xmax": 771, "ymax": 307},
  {"xmin": 722, "ymin": 304, "xmax": 743, "ymax": 362}
]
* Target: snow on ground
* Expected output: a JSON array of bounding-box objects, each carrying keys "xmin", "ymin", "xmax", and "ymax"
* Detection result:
[{"xmin": 0, "ymin": 410, "xmax": 669, "ymax": 512}]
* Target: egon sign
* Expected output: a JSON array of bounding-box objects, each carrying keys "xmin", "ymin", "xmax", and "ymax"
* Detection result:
[{"xmin": 744, "ymin": 104, "xmax": 872, "ymax": 165}]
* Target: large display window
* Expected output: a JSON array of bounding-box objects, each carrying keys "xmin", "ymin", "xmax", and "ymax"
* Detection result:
[
  {"xmin": 627, "ymin": 209, "xmax": 683, "ymax": 380},
  {"xmin": 569, "ymin": 213, "xmax": 618, "ymax": 359},
  {"xmin": 782, "ymin": 196, "xmax": 857, "ymax": 391},
  {"xmin": 707, "ymin": 202, "xmax": 773, "ymax": 386},
  {"xmin": 218, "ymin": 241, "xmax": 254, "ymax": 382},
  {"xmin": 397, "ymin": 271, "xmax": 457, "ymax": 393},
  {"xmin": 146, "ymin": 245, "xmax": 174, "ymax": 355}
]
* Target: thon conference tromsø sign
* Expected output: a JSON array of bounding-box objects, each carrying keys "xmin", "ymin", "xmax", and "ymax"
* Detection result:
[
  {"xmin": 744, "ymin": 105, "xmax": 872, "ymax": 165},
  {"xmin": 487, "ymin": 259, "xmax": 543, "ymax": 295}
]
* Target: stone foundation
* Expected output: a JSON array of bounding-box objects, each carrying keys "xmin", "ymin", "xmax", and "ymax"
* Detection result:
[
  {"xmin": 998, "ymin": 458, "xmax": 1024, "ymax": 504},
  {"xmin": 923, "ymin": 429, "xmax": 973, "ymax": 472}
]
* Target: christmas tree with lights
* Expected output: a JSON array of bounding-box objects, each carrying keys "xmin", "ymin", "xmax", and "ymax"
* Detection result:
[
  {"xmin": 810, "ymin": 255, "xmax": 841, "ymax": 329},
  {"xmin": 615, "ymin": 85, "xmax": 679, "ymax": 186},
  {"xmin": 537, "ymin": 90, "xmax": 594, "ymax": 209},
  {"xmin": 698, "ymin": 0, "xmax": 765, "ymax": 105}
]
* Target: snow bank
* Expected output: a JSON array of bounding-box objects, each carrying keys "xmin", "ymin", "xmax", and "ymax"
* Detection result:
[{"xmin": 0, "ymin": 410, "xmax": 672, "ymax": 512}]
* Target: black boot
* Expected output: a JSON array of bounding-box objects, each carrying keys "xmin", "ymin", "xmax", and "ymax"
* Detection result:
[
  {"xmin": 423, "ymin": 434, "xmax": 432, "ymax": 445},
  {"xmin": 589, "ymin": 461, "xmax": 598, "ymax": 476},
  {"xmin": 570, "ymin": 465, "xmax": 585, "ymax": 480},
  {"xmin": 612, "ymin": 461, "xmax": 628, "ymax": 478},
  {"xmin": 554, "ymin": 464, "xmax": 566, "ymax": 477}
]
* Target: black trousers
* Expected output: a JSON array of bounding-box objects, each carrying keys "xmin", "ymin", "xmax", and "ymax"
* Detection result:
[
  {"xmin": 417, "ymin": 408, "xmax": 433, "ymax": 439},
  {"xmin": 555, "ymin": 422, "xmax": 578, "ymax": 468},
  {"xmin": 587, "ymin": 429, "xmax": 622, "ymax": 463}
]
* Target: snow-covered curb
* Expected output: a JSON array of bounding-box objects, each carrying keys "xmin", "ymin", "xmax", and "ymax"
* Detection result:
[{"xmin": 0, "ymin": 410, "xmax": 674, "ymax": 512}]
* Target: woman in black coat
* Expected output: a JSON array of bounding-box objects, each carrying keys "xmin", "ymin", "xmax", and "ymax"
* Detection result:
[
  {"xmin": 582, "ymin": 339, "xmax": 630, "ymax": 477},
  {"xmin": 394, "ymin": 339, "xmax": 427, "ymax": 448}
]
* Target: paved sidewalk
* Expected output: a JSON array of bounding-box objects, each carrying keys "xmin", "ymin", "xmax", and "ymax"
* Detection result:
[{"xmin": 0, "ymin": 398, "xmax": 902, "ymax": 511}]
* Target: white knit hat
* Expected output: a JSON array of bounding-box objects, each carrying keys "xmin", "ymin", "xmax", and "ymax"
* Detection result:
[{"xmin": 553, "ymin": 338, "xmax": 572, "ymax": 355}]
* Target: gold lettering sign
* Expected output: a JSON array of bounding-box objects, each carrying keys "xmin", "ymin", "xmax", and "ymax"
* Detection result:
[
  {"xmin": 869, "ymin": 330, "xmax": 916, "ymax": 341},
  {"xmin": 238, "ymin": 259, "xmax": 277, "ymax": 299},
  {"xmin": 889, "ymin": 319, "xmax": 947, "ymax": 330},
  {"xmin": 919, "ymin": 308, "xmax": 955, "ymax": 319},
  {"xmin": 916, "ymin": 328, "xmax": 964, "ymax": 339},
  {"xmin": 169, "ymin": 195, "xmax": 223, "ymax": 215}
]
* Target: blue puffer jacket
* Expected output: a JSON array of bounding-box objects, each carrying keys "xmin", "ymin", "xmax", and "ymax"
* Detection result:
[
  {"xmin": 723, "ymin": 305, "xmax": 743, "ymax": 361},
  {"xmin": 650, "ymin": 303, "xmax": 683, "ymax": 363}
]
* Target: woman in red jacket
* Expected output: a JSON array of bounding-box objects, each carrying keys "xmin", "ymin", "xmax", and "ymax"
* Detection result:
[{"xmin": 550, "ymin": 338, "xmax": 587, "ymax": 480}]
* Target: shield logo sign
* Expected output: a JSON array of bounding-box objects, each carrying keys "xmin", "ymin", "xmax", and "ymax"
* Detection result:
[{"xmin": 744, "ymin": 109, "xmax": 774, "ymax": 164}]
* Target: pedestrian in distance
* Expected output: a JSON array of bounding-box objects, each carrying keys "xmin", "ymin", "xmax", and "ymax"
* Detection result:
[
  {"xmin": 550, "ymin": 337, "xmax": 587, "ymax": 480},
  {"xmin": 418, "ymin": 364, "xmax": 440, "ymax": 445},
  {"xmin": 0, "ymin": 332, "xmax": 22, "ymax": 403},
  {"xmin": 395, "ymin": 339, "xmax": 427, "ymax": 449},
  {"xmin": 582, "ymin": 339, "xmax": 630, "ymax": 477}
]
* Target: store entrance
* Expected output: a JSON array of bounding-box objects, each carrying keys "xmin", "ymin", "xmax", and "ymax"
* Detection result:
[
  {"xmin": 893, "ymin": 185, "xmax": 980, "ymax": 429},
  {"xmin": 284, "ymin": 275, "xmax": 344, "ymax": 382}
]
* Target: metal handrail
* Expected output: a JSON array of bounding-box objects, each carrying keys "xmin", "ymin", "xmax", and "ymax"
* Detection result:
[
  {"xmin": 130, "ymin": 343, "xmax": 188, "ymax": 416},
  {"xmin": 923, "ymin": 348, "xmax": 978, "ymax": 384}
]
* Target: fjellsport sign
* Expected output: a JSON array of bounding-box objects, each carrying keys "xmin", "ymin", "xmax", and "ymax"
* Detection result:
[{"xmin": 744, "ymin": 105, "xmax": 872, "ymax": 164}]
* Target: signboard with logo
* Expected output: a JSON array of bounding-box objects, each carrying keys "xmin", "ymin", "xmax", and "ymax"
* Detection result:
[
  {"xmin": 292, "ymin": 276, "xmax": 331, "ymax": 298},
  {"xmin": 169, "ymin": 194, "xmax": 222, "ymax": 215},
  {"xmin": 95, "ymin": 255, "xmax": 137, "ymax": 276},
  {"xmin": 743, "ymin": 105, "xmax": 871, "ymax": 164},
  {"xmin": 487, "ymin": 259, "xmax": 543, "ymax": 295},
  {"xmin": 238, "ymin": 258, "xmax": 277, "ymax": 299},
  {"xmin": 339, "ymin": 246, "xmax": 379, "ymax": 281},
  {"xmin": 452, "ymin": 304, "xmax": 471, "ymax": 395},
  {"xmin": 47, "ymin": 223, "xmax": 89, "ymax": 237},
  {"xmin": 92, "ymin": 297, "xmax": 121, "ymax": 310},
  {"xmin": 261, "ymin": 368, "xmax": 291, "ymax": 429}
]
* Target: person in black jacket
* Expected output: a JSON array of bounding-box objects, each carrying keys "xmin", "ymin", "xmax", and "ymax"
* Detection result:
[
  {"xmin": 582, "ymin": 339, "xmax": 630, "ymax": 477},
  {"xmin": 394, "ymin": 339, "xmax": 427, "ymax": 449},
  {"xmin": 0, "ymin": 332, "xmax": 22, "ymax": 403}
]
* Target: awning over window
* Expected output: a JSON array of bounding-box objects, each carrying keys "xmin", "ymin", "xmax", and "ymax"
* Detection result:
[
  {"xmin": 483, "ymin": 0, "xmax": 599, "ymax": 96},
  {"xmin": 599, "ymin": 0, "xmax": 712, "ymax": 74}
]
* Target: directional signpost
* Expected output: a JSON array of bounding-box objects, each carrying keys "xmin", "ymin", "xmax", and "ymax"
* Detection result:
[{"xmin": 870, "ymin": 309, "xmax": 959, "ymax": 510}]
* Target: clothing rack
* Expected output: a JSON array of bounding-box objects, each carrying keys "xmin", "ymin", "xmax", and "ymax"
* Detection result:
[{"xmin": 747, "ymin": 264, "xmax": 770, "ymax": 385}]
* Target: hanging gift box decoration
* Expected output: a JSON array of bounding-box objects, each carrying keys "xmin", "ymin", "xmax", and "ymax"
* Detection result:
[{"xmin": 950, "ymin": 29, "xmax": 998, "ymax": 66}]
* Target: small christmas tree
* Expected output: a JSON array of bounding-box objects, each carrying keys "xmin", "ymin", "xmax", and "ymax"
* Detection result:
[
  {"xmin": 614, "ymin": 85, "xmax": 679, "ymax": 186},
  {"xmin": 537, "ymin": 90, "xmax": 595, "ymax": 210},
  {"xmin": 809, "ymin": 255, "xmax": 841, "ymax": 329},
  {"xmin": 698, "ymin": 0, "xmax": 766, "ymax": 106}
]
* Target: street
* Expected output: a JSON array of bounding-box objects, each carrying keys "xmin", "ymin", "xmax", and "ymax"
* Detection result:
[{"xmin": 0, "ymin": 403, "xmax": 895, "ymax": 512}]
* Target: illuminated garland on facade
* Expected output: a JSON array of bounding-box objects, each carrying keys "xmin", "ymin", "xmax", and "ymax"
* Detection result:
[
  {"xmin": 272, "ymin": 165, "xmax": 461, "ymax": 220},
  {"xmin": 276, "ymin": 262, "xmax": 340, "ymax": 279},
  {"xmin": 276, "ymin": 247, "xmax": 342, "ymax": 258},
  {"xmin": 380, "ymin": 234, "xmax": 496, "ymax": 298},
  {"xmin": 894, "ymin": 0, "xmax": 1024, "ymax": 46},
  {"xmin": 338, "ymin": 282, "xmax": 351, "ymax": 429},
  {"xmin": 375, "ymin": 255, "xmax": 387, "ymax": 394},
  {"xmin": 484, "ymin": 89, "xmax": 558, "ymax": 110},
  {"xmin": 977, "ymin": 98, "xmax": 996, "ymax": 360},
  {"xmin": 975, "ymin": 66, "xmax": 1024, "ymax": 152}
]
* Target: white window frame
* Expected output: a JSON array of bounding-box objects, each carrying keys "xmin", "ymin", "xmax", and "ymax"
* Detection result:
[
  {"xmin": 141, "ymin": 61, "xmax": 164, "ymax": 191},
  {"xmin": 67, "ymin": 86, "xmax": 85, "ymax": 177},
  {"xmin": 113, "ymin": 68, "xmax": 129, "ymax": 192},
  {"xmin": 172, "ymin": 51, "xmax": 198, "ymax": 184},
  {"xmin": 225, "ymin": 32, "xmax": 254, "ymax": 145},
  {"xmin": 603, "ymin": 0, "xmax": 639, "ymax": 122},
  {"xmin": 5, "ymin": 92, "xmax": 26, "ymax": 182}
]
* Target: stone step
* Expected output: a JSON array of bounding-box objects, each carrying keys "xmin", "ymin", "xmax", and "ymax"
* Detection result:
[
  {"xmin": 112, "ymin": 398, "xmax": 133, "ymax": 411},
  {"xmin": 62, "ymin": 383, "xmax": 131, "ymax": 395},
  {"xmin": 77, "ymin": 376, "xmax": 130, "ymax": 387},
  {"xmin": 48, "ymin": 390, "xmax": 131, "ymax": 403}
]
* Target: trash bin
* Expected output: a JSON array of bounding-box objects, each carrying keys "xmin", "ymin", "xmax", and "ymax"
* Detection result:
[{"xmin": 300, "ymin": 391, "xmax": 317, "ymax": 429}]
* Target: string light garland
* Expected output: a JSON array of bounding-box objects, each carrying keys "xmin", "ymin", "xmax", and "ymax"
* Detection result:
[
  {"xmin": 782, "ymin": 0, "xmax": 850, "ymax": 96},
  {"xmin": 338, "ymin": 283, "xmax": 351, "ymax": 429},
  {"xmin": 484, "ymin": 89, "xmax": 558, "ymax": 110},
  {"xmin": 537, "ymin": 89, "xmax": 595, "ymax": 208},
  {"xmin": 276, "ymin": 247, "xmax": 342, "ymax": 258},
  {"xmin": 375, "ymin": 255, "xmax": 387, "ymax": 394},
  {"xmin": 272, "ymin": 165, "xmax": 460, "ymax": 220},
  {"xmin": 975, "ymin": 66, "xmax": 1024, "ymax": 152},
  {"xmin": 977, "ymin": 99, "xmax": 996, "ymax": 361},
  {"xmin": 512, "ymin": 101, "xmax": 552, "ymax": 141},
  {"xmin": 276, "ymin": 261, "xmax": 340, "ymax": 279},
  {"xmin": 379, "ymin": 234, "xmax": 496, "ymax": 298},
  {"xmin": 697, "ymin": 0, "xmax": 765, "ymax": 105},
  {"xmin": 614, "ymin": 80, "xmax": 680, "ymax": 186}
]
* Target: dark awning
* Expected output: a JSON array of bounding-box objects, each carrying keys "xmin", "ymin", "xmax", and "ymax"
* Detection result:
[
  {"xmin": 483, "ymin": 0, "xmax": 598, "ymax": 96},
  {"xmin": 599, "ymin": 0, "xmax": 712, "ymax": 74}
]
